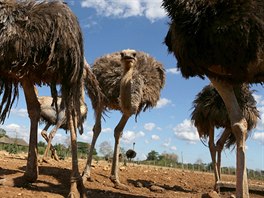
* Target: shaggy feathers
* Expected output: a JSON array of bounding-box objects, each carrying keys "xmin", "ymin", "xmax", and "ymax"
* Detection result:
[
  {"xmin": 191, "ymin": 84, "xmax": 259, "ymax": 148},
  {"xmin": 163, "ymin": 0, "xmax": 264, "ymax": 83},
  {"xmin": 0, "ymin": 0, "xmax": 84, "ymax": 131},
  {"xmin": 92, "ymin": 50, "xmax": 165, "ymax": 118}
]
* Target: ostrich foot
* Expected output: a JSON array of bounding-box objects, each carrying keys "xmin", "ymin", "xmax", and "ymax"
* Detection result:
[
  {"xmin": 110, "ymin": 176, "xmax": 129, "ymax": 191},
  {"xmin": 82, "ymin": 172, "xmax": 94, "ymax": 182},
  {"xmin": 51, "ymin": 149, "xmax": 60, "ymax": 161},
  {"xmin": 41, "ymin": 157, "xmax": 50, "ymax": 164},
  {"xmin": 214, "ymin": 181, "xmax": 221, "ymax": 193},
  {"xmin": 69, "ymin": 176, "xmax": 87, "ymax": 198},
  {"xmin": 114, "ymin": 183, "xmax": 130, "ymax": 191}
]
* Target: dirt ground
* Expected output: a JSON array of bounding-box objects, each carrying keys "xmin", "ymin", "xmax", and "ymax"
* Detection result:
[{"xmin": 0, "ymin": 151, "xmax": 263, "ymax": 198}]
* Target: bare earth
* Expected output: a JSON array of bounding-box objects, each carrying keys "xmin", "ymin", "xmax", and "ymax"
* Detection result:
[{"xmin": 0, "ymin": 151, "xmax": 263, "ymax": 198}]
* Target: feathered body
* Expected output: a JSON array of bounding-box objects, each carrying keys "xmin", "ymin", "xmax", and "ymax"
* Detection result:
[
  {"xmin": 162, "ymin": 1, "xmax": 264, "ymax": 196},
  {"xmin": 82, "ymin": 49, "xmax": 165, "ymax": 189},
  {"xmin": 163, "ymin": 0, "xmax": 264, "ymax": 83},
  {"xmin": 0, "ymin": 1, "xmax": 85, "ymax": 195},
  {"xmin": 38, "ymin": 96, "xmax": 87, "ymax": 131},
  {"xmin": 126, "ymin": 142, "xmax": 136, "ymax": 161},
  {"xmin": 92, "ymin": 50, "xmax": 165, "ymax": 115},
  {"xmin": 0, "ymin": 0, "xmax": 84, "ymax": 125},
  {"xmin": 126, "ymin": 149, "xmax": 137, "ymax": 160},
  {"xmin": 191, "ymin": 84, "xmax": 259, "ymax": 148},
  {"xmin": 39, "ymin": 61, "xmax": 106, "ymax": 163}
]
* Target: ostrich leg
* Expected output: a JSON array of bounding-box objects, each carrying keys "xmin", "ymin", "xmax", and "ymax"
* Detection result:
[
  {"xmin": 211, "ymin": 78, "xmax": 249, "ymax": 198},
  {"xmin": 110, "ymin": 114, "xmax": 130, "ymax": 190},
  {"xmin": 68, "ymin": 110, "xmax": 86, "ymax": 198},
  {"xmin": 42, "ymin": 116, "xmax": 66, "ymax": 162},
  {"xmin": 208, "ymin": 126, "xmax": 220, "ymax": 191},
  {"xmin": 216, "ymin": 128, "xmax": 231, "ymax": 183},
  {"xmin": 40, "ymin": 123, "xmax": 59, "ymax": 161},
  {"xmin": 82, "ymin": 111, "xmax": 102, "ymax": 182},
  {"xmin": 21, "ymin": 79, "xmax": 40, "ymax": 182}
]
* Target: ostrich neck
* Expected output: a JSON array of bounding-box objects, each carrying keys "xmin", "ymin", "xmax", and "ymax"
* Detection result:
[{"xmin": 120, "ymin": 65, "xmax": 134, "ymax": 115}]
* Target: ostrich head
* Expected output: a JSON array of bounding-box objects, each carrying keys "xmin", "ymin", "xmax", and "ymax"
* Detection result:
[{"xmin": 120, "ymin": 49, "xmax": 137, "ymax": 71}]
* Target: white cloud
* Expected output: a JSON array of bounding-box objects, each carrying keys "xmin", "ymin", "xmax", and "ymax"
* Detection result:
[
  {"xmin": 3, "ymin": 123, "xmax": 29, "ymax": 143},
  {"xmin": 156, "ymin": 98, "xmax": 171, "ymax": 109},
  {"xmin": 166, "ymin": 68, "xmax": 180, "ymax": 75},
  {"xmin": 151, "ymin": 134, "xmax": 160, "ymax": 141},
  {"xmin": 122, "ymin": 130, "xmax": 145, "ymax": 144},
  {"xmin": 80, "ymin": 0, "xmax": 166, "ymax": 22},
  {"xmin": 252, "ymin": 132, "xmax": 264, "ymax": 144},
  {"xmin": 162, "ymin": 138, "xmax": 171, "ymax": 148},
  {"xmin": 173, "ymin": 119, "xmax": 199, "ymax": 144},
  {"xmin": 143, "ymin": 0, "xmax": 166, "ymax": 22},
  {"xmin": 170, "ymin": 146, "xmax": 177, "ymax": 151},
  {"xmin": 10, "ymin": 108, "xmax": 28, "ymax": 118},
  {"xmin": 102, "ymin": 127, "xmax": 112, "ymax": 133},
  {"xmin": 144, "ymin": 123, "xmax": 156, "ymax": 131}
]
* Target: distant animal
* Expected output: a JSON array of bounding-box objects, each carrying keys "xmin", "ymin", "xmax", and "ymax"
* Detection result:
[
  {"xmin": 0, "ymin": 1, "xmax": 85, "ymax": 196},
  {"xmin": 82, "ymin": 49, "xmax": 165, "ymax": 191},
  {"xmin": 191, "ymin": 84, "xmax": 259, "ymax": 191},
  {"xmin": 39, "ymin": 60, "xmax": 103, "ymax": 164},
  {"xmin": 162, "ymin": 0, "xmax": 263, "ymax": 197},
  {"xmin": 126, "ymin": 142, "xmax": 137, "ymax": 161}
]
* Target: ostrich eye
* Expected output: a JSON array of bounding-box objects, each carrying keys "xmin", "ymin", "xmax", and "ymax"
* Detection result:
[
  {"xmin": 120, "ymin": 52, "xmax": 124, "ymax": 57},
  {"xmin": 132, "ymin": 53, "xmax": 136, "ymax": 57}
]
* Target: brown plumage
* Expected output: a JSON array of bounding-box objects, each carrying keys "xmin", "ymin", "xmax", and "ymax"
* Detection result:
[
  {"xmin": 191, "ymin": 84, "xmax": 259, "ymax": 188},
  {"xmin": 162, "ymin": 0, "xmax": 264, "ymax": 196},
  {"xmin": 82, "ymin": 49, "xmax": 165, "ymax": 190},
  {"xmin": 39, "ymin": 60, "xmax": 103, "ymax": 163},
  {"xmin": 0, "ymin": 1, "xmax": 85, "ymax": 196},
  {"xmin": 126, "ymin": 142, "xmax": 137, "ymax": 161}
]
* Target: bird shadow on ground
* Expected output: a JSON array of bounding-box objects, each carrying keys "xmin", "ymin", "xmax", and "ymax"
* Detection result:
[
  {"xmin": 0, "ymin": 167, "xmax": 23, "ymax": 177},
  {"xmin": 2, "ymin": 165, "xmax": 149, "ymax": 198},
  {"xmin": 7, "ymin": 165, "xmax": 71, "ymax": 197},
  {"xmin": 87, "ymin": 188, "xmax": 150, "ymax": 198},
  {"xmin": 127, "ymin": 179, "xmax": 194, "ymax": 193}
]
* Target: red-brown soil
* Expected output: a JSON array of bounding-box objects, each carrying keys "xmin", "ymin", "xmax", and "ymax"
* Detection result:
[{"xmin": 0, "ymin": 151, "xmax": 263, "ymax": 198}]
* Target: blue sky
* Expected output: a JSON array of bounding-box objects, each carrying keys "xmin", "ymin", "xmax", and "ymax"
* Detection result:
[{"xmin": 2, "ymin": 0, "xmax": 263, "ymax": 171}]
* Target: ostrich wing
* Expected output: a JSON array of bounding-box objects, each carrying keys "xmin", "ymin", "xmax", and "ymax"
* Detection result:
[
  {"xmin": 0, "ymin": 1, "xmax": 84, "ymax": 127},
  {"xmin": 162, "ymin": 0, "xmax": 264, "ymax": 83}
]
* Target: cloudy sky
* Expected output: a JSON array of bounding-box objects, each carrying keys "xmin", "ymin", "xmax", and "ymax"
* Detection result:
[{"xmin": 2, "ymin": 0, "xmax": 263, "ymax": 170}]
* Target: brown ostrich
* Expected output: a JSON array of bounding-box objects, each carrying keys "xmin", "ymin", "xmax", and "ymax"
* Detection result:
[
  {"xmin": 162, "ymin": 0, "xmax": 263, "ymax": 197},
  {"xmin": 38, "ymin": 60, "xmax": 102, "ymax": 163},
  {"xmin": 126, "ymin": 142, "xmax": 137, "ymax": 162},
  {"xmin": 39, "ymin": 64, "xmax": 87, "ymax": 162},
  {"xmin": 0, "ymin": 1, "xmax": 86, "ymax": 196},
  {"xmin": 191, "ymin": 83, "xmax": 259, "ymax": 191},
  {"xmin": 82, "ymin": 49, "xmax": 165, "ymax": 190}
]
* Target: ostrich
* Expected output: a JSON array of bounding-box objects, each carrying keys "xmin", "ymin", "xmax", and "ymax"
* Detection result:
[
  {"xmin": 191, "ymin": 83, "xmax": 259, "ymax": 191},
  {"xmin": 39, "ymin": 60, "xmax": 102, "ymax": 163},
  {"xmin": 0, "ymin": 1, "xmax": 86, "ymax": 196},
  {"xmin": 82, "ymin": 49, "xmax": 165, "ymax": 190},
  {"xmin": 162, "ymin": 0, "xmax": 263, "ymax": 197},
  {"xmin": 126, "ymin": 142, "xmax": 137, "ymax": 162}
]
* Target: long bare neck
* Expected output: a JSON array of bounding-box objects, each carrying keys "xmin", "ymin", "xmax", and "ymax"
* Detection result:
[{"xmin": 120, "ymin": 63, "xmax": 135, "ymax": 115}]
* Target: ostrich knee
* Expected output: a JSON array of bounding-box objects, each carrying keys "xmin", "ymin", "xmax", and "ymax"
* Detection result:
[
  {"xmin": 41, "ymin": 130, "xmax": 47, "ymax": 138},
  {"xmin": 232, "ymin": 120, "xmax": 248, "ymax": 146},
  {"xmin": 48, "ymin": 129, "xmax": 56, "ymax": 140}
]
